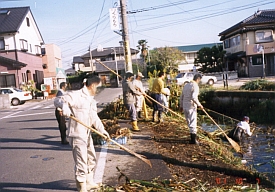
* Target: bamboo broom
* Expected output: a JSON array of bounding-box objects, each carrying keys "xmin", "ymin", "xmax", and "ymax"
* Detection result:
[{"xmin": 69, "ymin": 115, "xmax": 152, "ymax": 167}]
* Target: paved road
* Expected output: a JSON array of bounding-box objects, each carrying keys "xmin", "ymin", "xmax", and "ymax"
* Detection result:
[{"xmin": 0, "ymin": 88, "xmax": 123, "ymax": 191}]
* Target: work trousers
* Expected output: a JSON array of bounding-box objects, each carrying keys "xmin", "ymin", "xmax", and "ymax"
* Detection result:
[
  {"xmin": 125, "ymin": 103, "xmax": 137, "ymax": 121},
  {"xmin": 55, "ymin": 108, "xmax": 67, "ymax": 142},
  {"xmin": 183, "ymin": 107, "xmax": 197, "ymax": 134},
  {"xmin": 135, "ymin": 95, "xmax": 144, "ymax": 112},
  {"xmin": 70, "ymin": 136, "xmax": 97, "ymax": 183}
]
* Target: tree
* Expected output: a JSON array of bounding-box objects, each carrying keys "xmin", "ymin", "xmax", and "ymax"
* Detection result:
[
  {"xmin": 149, "ymin": 46, "xmax": 184, "ymax": 73},
  {"xmin": 194, "ymin": 44, "xmax": 225, "ymax": 73},
  {"xmin": 137, "ymin": 39, "xmax": 148, "ymax": 62}
]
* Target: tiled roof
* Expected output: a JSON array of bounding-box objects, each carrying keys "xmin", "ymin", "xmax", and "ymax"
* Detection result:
[
  {"xmin": 0, "ymin": 7, "xmax": 30, "ymax": 33},
  {"xmin": 219, "ymin": 9, "xmax": 275, "ymax": 36},
  {"xmin": 176, "ymin": 43, "xmax": 222, "ymax": 52},
  {"xmin": 73, "ymin": 56, "xmax": 84, "ymax": 63}
]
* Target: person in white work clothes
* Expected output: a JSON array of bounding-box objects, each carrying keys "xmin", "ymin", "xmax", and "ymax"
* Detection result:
[
  {"xmin": 133, "ymin": 72, "xmax": 145, "ymax": 119},
  {"xmin": 60, "ymin": 76, "xmax": 110, "ymax": 192},
  {"xmin": 228, "ymin": 116, "xmax": 252, "ymax": 143},
  {"xmin": 180, "ymin": 74, "xmax": 203, "ymax": 144}
]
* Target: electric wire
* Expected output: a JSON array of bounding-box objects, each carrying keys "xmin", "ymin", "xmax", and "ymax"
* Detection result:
[
  {"xmin": 130, "ymin": 1, "xmax": 275, "ymax": 33},
  {"xmin": 90, "ymin": 0, "xmax": 106, "ymax": 46}
]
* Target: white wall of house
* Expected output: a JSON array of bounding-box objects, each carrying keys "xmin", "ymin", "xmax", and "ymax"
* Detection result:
[{"xmin": 13, "ymin": 11, "xmax": 43, "ymax": 54}]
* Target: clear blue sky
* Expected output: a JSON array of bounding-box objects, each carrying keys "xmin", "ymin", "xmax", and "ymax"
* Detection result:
[{"xmin": 1, "ymin": 0, "xmax": 274, "ymax": 69}]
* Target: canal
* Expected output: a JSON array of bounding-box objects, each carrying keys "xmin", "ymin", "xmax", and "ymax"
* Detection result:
[{"xmin": 202, "ymin": 124, "xmax": 275, "ymax": 184}]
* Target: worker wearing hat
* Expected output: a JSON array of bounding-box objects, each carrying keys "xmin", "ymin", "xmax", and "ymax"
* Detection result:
[
  {"xmin": 180, "ymin": 73, "xmax": 203, "ymax": 144},
  {"xmin": 133, "ymin": 72, "xmax": 145, "ymax": 119},
  {"xmin": 122, "ymin": 72, "xmax": 143, "ymax": 131},
  {"xmin": 228, "ymin": 116, "xmax": 252, "ymax": 142}
]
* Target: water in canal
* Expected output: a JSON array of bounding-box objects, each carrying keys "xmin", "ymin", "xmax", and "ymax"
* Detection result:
[{"xmin": 202, "ymin": 124, "xmax": 275, "ymax": 184}]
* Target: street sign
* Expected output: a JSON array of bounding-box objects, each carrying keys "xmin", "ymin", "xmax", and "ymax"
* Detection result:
[{"xmin": 109, "ymin": 8, "xmax": 120, "ymax": 30}]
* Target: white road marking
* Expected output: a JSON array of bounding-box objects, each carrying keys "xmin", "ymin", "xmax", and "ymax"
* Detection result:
[
  {"xmin": 0, "ymin": 111, "xmax": 22, "ymax": 120},
  {"xmin": 0, "ymin": 111, "xmax": 53, "ymax": 119},
  {"xmin": 29, "ymin": 105, "xmax": 42, "ymax": 109},
  {"xmin": 94, "ymin": 145, "xmax": 108, "ymax": 184},
  {"xmin": 44, "ymin": 104, "xmax": 54, "ymax": 109}
]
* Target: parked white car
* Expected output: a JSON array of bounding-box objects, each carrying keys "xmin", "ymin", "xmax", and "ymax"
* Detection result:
[
  {"xmin": 176, "ymin": 72, "xmax": 217, "ymax": 86},
  {"xmin": 0, "ymin": 87, "xmax": 32, "ymax": 106}
]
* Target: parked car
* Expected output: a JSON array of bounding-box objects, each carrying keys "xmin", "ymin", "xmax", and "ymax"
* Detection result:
[
  {"xmin": 0, "ymin": 87, "xmax": 32, "ymax": 106},
  {"xmin": 175, "ymin": 72, "xmax": 217, "ymax": 86}
]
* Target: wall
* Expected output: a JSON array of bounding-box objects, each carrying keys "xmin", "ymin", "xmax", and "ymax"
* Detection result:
[
  {"xmin": 202, "ymin": 90, "xmax": 275, "ymax": 124},
  {"xmin": 0, "ymin": 94, "xmax": 10, "ymax": 109}
]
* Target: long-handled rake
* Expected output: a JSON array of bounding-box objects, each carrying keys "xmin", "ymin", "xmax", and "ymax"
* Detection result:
[
  {"xmin": 69, "ymin": 116, "xmax": 152, "ymax": 167},
  {"xmin": 202, "ymin": 108, "xmax": 241, "ymax": 153}
]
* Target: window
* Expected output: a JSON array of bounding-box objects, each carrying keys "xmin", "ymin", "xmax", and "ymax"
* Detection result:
[
  {"xmin": 35, "ymin": 45, "xmax": 41, "ymax": 55},
  {"xmin": 0, "ymin": 74, "xmax": 16, "ymax": 88},
  {"xmin": 229, "ymin": 35, "xmax": 240, "ymax": 47},
  {"xmin": 255, "ymin": 30, "xmax": 273, "ymax": 43},
  {"xmin": 19, "ymin": 39, "xmax": 28, "ymax": 51},
  {"xmin": 0, "ymin": 38, "xmax": 4, "ymax": 50},
  {"xmin": 26, "ymin": 17, "xmax": 30, "ymax": 27},
  {"xmin": 224, "ymin": 39, "xmax": 230, "ymax": 49},
  {"xmin": 29, "ymin": 44, "xmax": 32, "ymax": 53},
  {"xmin": 251, "ymin": 55, "xmax": 263, "ymax": 65}
]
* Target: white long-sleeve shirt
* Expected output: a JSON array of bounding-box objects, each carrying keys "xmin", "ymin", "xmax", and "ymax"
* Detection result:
[
  {"xmin": 237, "ymin": 121, "xmax": 252, "ymax": 136},
  {"xmin": 180, "ymin": 81, "xmax": 201, "ymax": 109}
]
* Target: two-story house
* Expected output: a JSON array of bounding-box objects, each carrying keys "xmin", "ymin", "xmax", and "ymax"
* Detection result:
[
  {"xmin": 72, "ymin": 46, "xmax": 141, "ymax": 84},
  {"xmin": 0, "ymin": 7, "xmax": 44, "ymax": 88},
  {"xmin": 175, "ymin": 43, "xmax": 222, "ymax": 72},
  {"xmin": 219, "ymin": 9, "xmax": 275, "ymax": 77}
]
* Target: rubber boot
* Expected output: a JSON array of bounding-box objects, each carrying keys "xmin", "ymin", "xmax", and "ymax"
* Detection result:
[
  {"xmin": 158, "ymin": 111, "xmax": 163, "ymax": 123},
  {"xmin": 190, "ymin": 133, "xmax": 199, "ymax": 145},
  {"xmin": 76, "ymin": 180, "xmax": 87, "ymax": 192},
  {"xmin": 86, "ymin": 173, "xmax": 99, "ymax": 190},
  {"xmin": 132, "ymin": 121, "xmax": 140, "ymax": 132},
  {"xmin": 152, "ymin": 111, "xmax": 156, "ymax": 122}
]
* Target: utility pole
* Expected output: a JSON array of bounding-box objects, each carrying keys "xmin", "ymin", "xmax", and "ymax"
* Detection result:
[{"xmin": 120, "ymin": 0, "xmax": 133, "ymax": 72}]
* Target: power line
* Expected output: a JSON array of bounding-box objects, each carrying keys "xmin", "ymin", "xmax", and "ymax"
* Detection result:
[
  {"xmin": 130, "ymin": 1, "xmax": 275, "ymax": 33},
  {"xmin": 90, "ymin": 0, "xmax": 106, "ymax": 46},
  {"xmin": 127, "ymin": 0, "xmax": 197, "ymax": 14}
]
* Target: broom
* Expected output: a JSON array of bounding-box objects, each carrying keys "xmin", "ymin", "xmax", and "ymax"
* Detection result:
[
  {"xmin": 202, "ymin": 108, "xmax": 241, "ymax": 153},
  {"xmin": 69, "ymin": 115, "xmax": 152, "ymax": 167}
]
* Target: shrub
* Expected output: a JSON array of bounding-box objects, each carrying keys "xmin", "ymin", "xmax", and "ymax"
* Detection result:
[{"xmin": 239, "ymin": 79, "xmax": 275, "ymax": 91}]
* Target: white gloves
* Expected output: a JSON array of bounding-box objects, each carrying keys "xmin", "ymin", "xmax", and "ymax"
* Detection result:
[
  {"xmin": 102, "ymin": 130, "xmax": 110, "ymax": 139},
  {"xmin": 62, "ymin": 104, "xmax": 71, "ymax": 117}
]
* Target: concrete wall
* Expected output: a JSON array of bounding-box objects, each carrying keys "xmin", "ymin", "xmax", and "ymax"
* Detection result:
[
  {"xmin": 0, "ymin": 94, "xmax": 10, "ymax": 109},
  {"xmin": 203, "ymin": 90, "xmax": 275, "ymax": 124}
]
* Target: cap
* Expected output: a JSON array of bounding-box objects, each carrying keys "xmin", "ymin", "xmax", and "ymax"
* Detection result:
[
  {"xmin": 125, "ymin": 72, "xmax": 134, "ymax": 79},
  {"xmin": 137, "ymin": 72, "xmax": 144, "ymax": 77},
  {"xmin": 243, "ymin": 116, "xmax": 249, "ymax": 121}
]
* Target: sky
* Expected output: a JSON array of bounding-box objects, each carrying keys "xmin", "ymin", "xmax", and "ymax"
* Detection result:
[{"xmin": 1, "ymin": 0, "xmax": 275, "ymax": 69}]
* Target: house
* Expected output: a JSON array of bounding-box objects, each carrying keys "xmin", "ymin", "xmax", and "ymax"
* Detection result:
[
  {"xmin": 72, "ymin": 46, "xmax": 142, "ymax": 85},
  {"xmin": 175, "ymin": 43, "xmax": 222, "ymax": 72},
  {"xmin": 219, "ymin": 9, "xmax": 275, "ymax": 77},
  {"xmin": 42, "ymin": 44, "xmax": 66, "ymax": 90},
  {"xmin": 0, "ymin": 6, "xmax": 44, "ymax": 88}
]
